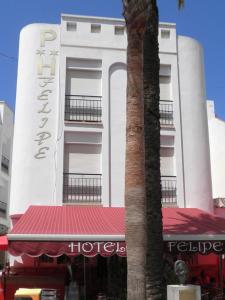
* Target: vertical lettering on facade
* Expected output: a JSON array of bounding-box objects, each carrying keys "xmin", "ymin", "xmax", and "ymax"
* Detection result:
[{"xmin": 34, "ymin": 29, "xmax": 58, "ymax": 159}]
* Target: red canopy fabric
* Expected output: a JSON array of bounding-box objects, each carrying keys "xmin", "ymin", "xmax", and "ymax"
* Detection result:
[
  {"xmin": 9, "ymin": 206, "xmax": 124, "ymax": 238},
  {"xmin": 7, "ymin": 206, "xmax": 225, "ymax": 257},
  {"xmin": 8, "ymin": 206, "xmax": 125, "ymax": 257},
  {"xmin": 0, "ymin": 235, "xmax": 8, "ymax": 251},
  {"xmin": 163, "ymin": 208, "xmax": 225, "ymax": 255},
  {"xmin": 163, "ymin": 207, "xmax": 225, "ymax": 240}
]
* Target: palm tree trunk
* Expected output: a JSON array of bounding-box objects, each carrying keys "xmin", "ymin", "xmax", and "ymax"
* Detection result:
[
  {"xmin": 123, "ymin": 2, "xmax": 148, "ymax": 299},
  {"xmin": 125, "ymin": 28, "xmax": 146, "ymax": 300},
  {"xmin": 144, "ymin": 0, "xmax": 165, "ymax": 299}
]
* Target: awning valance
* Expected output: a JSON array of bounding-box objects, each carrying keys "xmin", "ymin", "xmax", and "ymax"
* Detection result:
[
  {"xmin": 7, "ymin": 206, "xmax": 225, "ymax": 256},
  {"xmin": 9, "ymin": 241, "xmax": 126, "ymax": 257},
  {"xmin": 0, "ymin": 235, "xmax": 8, "ymax": 251}
]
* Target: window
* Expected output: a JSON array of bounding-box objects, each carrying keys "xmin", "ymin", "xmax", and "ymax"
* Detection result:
[
  {"xmin": 160, "ymin": 147, "xmax": 175, "ymax": 176},
  {"xmin": 161, "ymin": 29, "xmax": 170, "ymax": 39},
  {"xmin": 115, "ymin": 26, "xmax": 125, "ymax": 35},
  {"xmin": 91, "ymin": 24, "xmax": 101, "ymax": 33},
  {"xmin": 67, "ymin": 22, "xmax": 77, "ymax": 32},
  {"xmin": 160, "ymin": 76, "xmax": 171, "ymax": 100}
]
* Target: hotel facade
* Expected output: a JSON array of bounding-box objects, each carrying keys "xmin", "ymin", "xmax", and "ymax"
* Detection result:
[
  {"xmin": 10, "ymin": 15, "xmax": 213, "ymax": 214},
  {"xmin": 5, "ymin": 14, "xmax": 225, "ymax": 299}
]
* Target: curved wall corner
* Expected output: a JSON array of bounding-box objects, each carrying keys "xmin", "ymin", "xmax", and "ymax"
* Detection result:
[
  {"xmin": 10, "ymin": 24, "xmax": 60, "ymax": 215},
  {"xmin": 109, "ymin": 63, "xmax": 127, "ymax": 207},
  {"xmin": 178, "ymin": 36, "xmax": 213, "ymax": 212}
]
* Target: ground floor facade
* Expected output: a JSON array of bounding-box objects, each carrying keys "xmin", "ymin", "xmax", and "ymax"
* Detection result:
[
  {"xmin": 2, "ymin": 251, "xmax": 225, "ymax": 299},
  {"xmin": 3, "ymin": 255, "xmax": 126, "ymax": 300},
  {"xmin": 2, "ymin": 205, "xmax": 225, "ymax": 299}
]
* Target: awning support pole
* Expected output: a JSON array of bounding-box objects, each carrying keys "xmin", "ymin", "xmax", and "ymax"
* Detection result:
[
  {"xmin": 83, "ymin": 256, "xmax": 86, "ymax": 300},
  {"xmin": 219, "ymin": 254, "xmax": 223, "ymax": 290}
]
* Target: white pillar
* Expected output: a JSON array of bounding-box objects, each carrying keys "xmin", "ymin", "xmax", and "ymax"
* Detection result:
[{"xmin": 178, "ymin": 36, "xmax": 213, "ymax": 212}]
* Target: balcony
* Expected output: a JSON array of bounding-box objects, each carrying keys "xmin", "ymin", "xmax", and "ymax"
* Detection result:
[
  {"xmin": 161, "ymin": 176, "xmax": 177, "ymax": 205},
  {"xmin": 65, "ymin": 95, "xmax": 102, "ymax": 122},
  {"xmin": 159, "ymin": 100, "xmax": 173, "ymax": 126},
  {"xmin": 1, "ymin": 156, "xmax": 9, "ymax": 173},
  {"xmin": 63, "ymin": 173, "xmax": 102, "ymax": 204}
]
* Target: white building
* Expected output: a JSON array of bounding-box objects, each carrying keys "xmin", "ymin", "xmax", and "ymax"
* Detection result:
[
  {"xmin": 0, "ymin": 101, "xmax": 13, "ymax": 265},
  {"xmin": 0, "ymin": 101, "xmax": 13, "ymax": 227},
  {"xmin": 7, "ymin": 14, "xmax": 225, "ymax": 298},
  {"xmin": 207, "ymin": 100, "xmax": 225, "ymax": 215},
  {"xmin": 9, "ymin": 14, "xmax": 213, "ymax": 217}
]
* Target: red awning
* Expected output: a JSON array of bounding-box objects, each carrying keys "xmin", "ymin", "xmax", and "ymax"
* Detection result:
[
  {"xmin": 163, "ymin": 208, "xmax": 225, "ymax": 255},
  {"xmin": 8, "ymin": 206, "xmax": 125, "ymax": 257},
  {"xmin": 163, "ymin": 207, "xmax": 225, "ymax": 241},
  {"xmin": 7, "ymin": 206, "xmax": 225, "ymax": 257},
  {"xmin": 0, "ymin": 235, "xmax": 8, "ymax": 251},
  {"xmin": 9, "ymin": 206, "xmax": 124, "ymax": 240}
]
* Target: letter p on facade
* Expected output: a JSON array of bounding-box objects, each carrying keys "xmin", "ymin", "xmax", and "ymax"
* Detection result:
[{"xmin": 40, "ymin": 30, "xmax": 57, "ymax": 47}]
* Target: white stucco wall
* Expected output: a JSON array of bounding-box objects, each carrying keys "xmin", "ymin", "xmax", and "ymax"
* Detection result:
[
  {"xmin": 207, "ymin": 101, "xmax": 225, "ymax": 199},
  {"xmin": 178, "ymin": 36, "xmax": 213, "ymax": 212},
  {"xmin": 0, "ymin": 102, "xmax": 14, "ymax": 228},
  {"xmin": 159, "ymin": 32, "xmax": 185, "ymax": 208},
  {"xmin": 60, "ymin": 16, "xmax": 184, "ymax": 208},
  {"xmin": 60, "ymin": 15, "xmax": 128, "ymax": 207},
  {"xmin": 10, "ymin": 24, "xmax": 60, "ymax": 215},
  {"xmin": 109, "ymin": 63, "xmax": 127, "ymax": 206}
]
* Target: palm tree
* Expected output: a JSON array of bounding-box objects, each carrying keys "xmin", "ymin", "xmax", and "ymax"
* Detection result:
[
  {"xmin": 143, "ymin": 0, "xmax": 164, "ymax": 298},
  {"xmin": 123, "ymin": 1, "xmax": 184, "ymax": 299},
  {"xmin": 144, "ymin": 1, "xmax": 184, "ymax": 298},
  {"xmin": 122, "ymin": 1, "xmax": 148, "ymax": 299}
]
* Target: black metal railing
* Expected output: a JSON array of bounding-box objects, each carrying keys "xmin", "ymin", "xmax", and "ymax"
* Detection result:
[
  {"xmin": 161, "ymin": 176, "xmax": 177, "ymax": 205},
  {"xmin": 159, "ymin": 100, "xmax": 173, "ymax": 126},
  {"xmin": 1, "ymin": 155, "xmax": 9, "ymax": 173},
  {"xmin": 63, "ymin": 173, "xmax": 102, "ymax": 203},
  {"xmin": 65, "ymin": 95, "xmax": 102, "ymax": 122}
]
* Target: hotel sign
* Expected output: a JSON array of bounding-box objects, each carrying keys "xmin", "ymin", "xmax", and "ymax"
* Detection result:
[
  {"xmin": 34, "ymin": 29, "xmax": 59, "ymax": 159},
  {"xmin": 166, "ymin": 241, "xmax": 225, "ymax": 255},
  {"xmin": 9, "ymin": 241, "xmax": 127, "ymax": 257},
  {"xmin": 8, "ymin": 240, "xmax": 225, "ymax": 257},
  {"xmin": 68, "ymin": 241, "xmax": 127, "ymax": 257}
]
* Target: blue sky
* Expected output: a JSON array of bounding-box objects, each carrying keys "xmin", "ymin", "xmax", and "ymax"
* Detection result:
[{"xmin": 0, "ymin": 0, "xmax": 225, "ymax": 119}]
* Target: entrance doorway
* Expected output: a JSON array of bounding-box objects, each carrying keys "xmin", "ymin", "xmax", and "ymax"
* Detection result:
[{"xmin": 59, "ymin": 255, "xmax": 127, "ymax": 300}]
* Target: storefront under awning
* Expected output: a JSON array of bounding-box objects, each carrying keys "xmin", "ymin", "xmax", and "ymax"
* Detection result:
[{"xmin": 5, "ymin": 206, "xmax": 225, "ymax": 257}]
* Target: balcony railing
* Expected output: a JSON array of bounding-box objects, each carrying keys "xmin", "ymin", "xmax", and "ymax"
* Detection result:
[
  {"xmin": 159, "ymin": 100, "xmax": 173, "ymax": 126},
  {"xmin": 1, "ymin": 155, "xmax": 9, "ymax": 173},
  {"xmin": 65, "ymin": 95, "xmax": 102, "ymax": 122},
  {"xmin": 63, "ymin": 173, "xmax": 102, "ymax": 203},
  {"xmin": 161, "ymin": 176, "xmax": 177, "ymax": 205}
]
